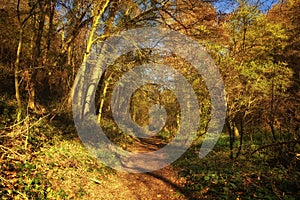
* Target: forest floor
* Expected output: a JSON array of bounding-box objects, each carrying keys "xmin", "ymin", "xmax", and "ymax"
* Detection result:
[
  {"xmin": 0, "ymin": 116, "xmax": 190, "ymax": 199},
  {"xmin": 39, "ymin": 138, "xmax": 191, "ymax": 200},
  {"xmin": 94, "ymin": 165, "xmax": 187, "ymax": 200},
  {"xmin": 63, "ymin": 137, "xmax": 190, "ymax": 200},
  {"xmin": 1, "ymin": 112, "xmax": 299, "ymax": 199}
]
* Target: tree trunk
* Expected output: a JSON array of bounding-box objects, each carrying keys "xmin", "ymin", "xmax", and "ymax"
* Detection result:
[
  {"xmin": 235, "ymin": 115, "xmax": 244, "ymax": 159},
  {"xmin": 69, "ymin": 0, "xmax": 111, "ymax": 115},
  {"xmin": 28, "ymin": 2, "xmax": 47, "ymax": 111},
  {"xmin": 98, "ymin": 74, "xmax": 112, "ymax": 123},
  {"xmin": 14, "ymin": 28, "xmax": 23, "ymax": 122},
  {"xmin": 226, "ymin": 117, "xmax": 234, "ymax": 159}
]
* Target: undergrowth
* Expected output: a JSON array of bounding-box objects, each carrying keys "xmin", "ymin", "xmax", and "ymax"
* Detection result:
[
  {"xmin": 1, "ymin": 98, "xmax": 299, "ymax": 199},
  {"xmin": 0, "ymin": 107, "xmax": 113, "ymax": 199},
  {"xmin": 173, "ymin": 134, "xmax": 300, "ymax": 199}
]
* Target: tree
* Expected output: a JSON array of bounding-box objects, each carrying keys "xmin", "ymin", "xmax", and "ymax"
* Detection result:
[
  {"xmin": 157, "ymin": 0, "xmax": 221, "ymax": 41},
  {"xmin": 14, "ymin": 0, "xmax": 38, "ymax": 121},
  {"xmin": 267, "ymin": 0, "xmax": 300, "ymax": 76},
  {"xmin": 267, "ymin": 0, "xmax": 300, "ymax": 143},
  {"xmin": 213, "ymin": 0, "xmax": 293, "ymax": 158}
]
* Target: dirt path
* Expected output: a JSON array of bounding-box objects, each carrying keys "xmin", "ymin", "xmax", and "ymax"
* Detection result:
[
  {"xmin": 84, "ymin": 165, "xmax": 188, "ymax": 200},
  {"xmin": 120, "ymin": 167, "xmax": 188, "ymax": 199},
  {"xmin": 93, "ymin": 136, "xmax": 189, "ymax": 200},
  {"xmin": 38, "ymin": 136, "xmax": 190, "ymax": 199}
]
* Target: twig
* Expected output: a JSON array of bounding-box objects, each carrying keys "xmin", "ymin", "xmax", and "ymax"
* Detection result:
[
  {"xmin": 0, "ymin": 176, "xmax": 9, "ymax": 183},
  {"xmin": 0, "ymin": 145, "xmax": 26, "ymax": 159},
  {"xmin": 251, "ymin": 140, "xmax": 300, "ymax": 155},
  {"xmin": 18, "ymin": 114, "xmax": 51, "ymax": 135},
  {"xmin": 0, "ymin": 116, "xmax": 29, "ymax": 131},
  {"xmin": 16, "ymin": 190, "xmax": 29, "ymax": 200}
]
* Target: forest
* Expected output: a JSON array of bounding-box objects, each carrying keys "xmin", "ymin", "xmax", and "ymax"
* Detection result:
[{"xmin": 0, "ymin": 0, "xmax": 299, "ymax": 199}]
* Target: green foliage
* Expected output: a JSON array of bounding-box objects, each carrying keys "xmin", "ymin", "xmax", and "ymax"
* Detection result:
[
  {"xmin": 1, "ymin": 160, "xmax": 52, "ymax": 199},
  {"xmin": 174, "ymin": 134, "xmax": 300, "ymax": 199},
  {"xmin": 157, "ymin": 130, "xmax": 173, "ymax": 141}
]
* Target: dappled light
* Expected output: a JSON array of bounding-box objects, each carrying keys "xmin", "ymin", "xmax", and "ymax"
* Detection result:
[{"xmin": 0, "ymin": 0, "xmax": 299, "ymax": 199}]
